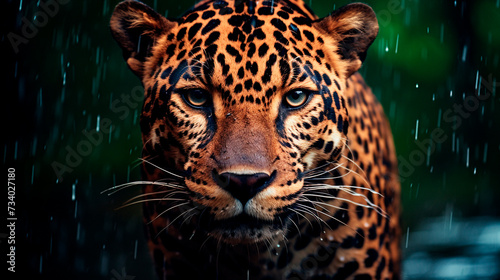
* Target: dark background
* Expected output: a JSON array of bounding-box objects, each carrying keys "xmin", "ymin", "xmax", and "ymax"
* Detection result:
[{"xmin": 2, "ymin": 0, "xmax": 500, "ymax": 279}]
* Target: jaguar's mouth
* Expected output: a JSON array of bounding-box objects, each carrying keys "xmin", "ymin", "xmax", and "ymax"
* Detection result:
[{"xmin": 199, "ymin": 213, "xmax": 288, "ymax": 244}]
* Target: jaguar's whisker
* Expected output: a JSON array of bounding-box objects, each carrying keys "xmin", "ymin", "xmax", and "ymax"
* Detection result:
[
  {"xmin": 300, "ymin": 201, "xmax": 363, "ymax": 235},
  {"xmin": 303, "ymin": 183, "xmax": 387, "ymax": 217},
  {"xmin": 199, "ymin": 235, "xmax": 213, "ymax": 253},
  {"xmin": 289, "ymin": 208, "xmax": 312, "ymax": 230},
  {"xmin": 149, "ymin": 201, "xmax": 191, "ymax": 224},
  {"xmin": 287, "ymin": 216, "xmax": 302, "ymax": 238},
  {"xmin": 303, "ymin": 183, "xmax": 384, "ymax": 197},
  {"xmin": 117, "ymin": 197, "xmax": 186, "ymax": 210},
  {"xmin": 101, "ymin": 180, "xmax": 185, "ymax": 196},
  {"xmin": 295, "ymin": 204, "xmax": 329, "ymax": 227},
  {"xmin": 140, "ymin": 158, "xmax": 184, "ymax": 179},
  {"xmin": 303, "ymin": 161, "xmax": 334, "ymax": 177},
  {"xmin": 155, "ymin": 207, "xmax": 199, "ymax": 239},
  {"xmin": 339, "ymin": 137, "xmax": 367, "ymax": 177},
  {"xmin": 304, "ymin": 162, "xmax": 345, "ymax": 179},
  {"xmin": 298, "ymin": 196, "xmax": 330, "ymax": 213},
  {"xmin": 123, "ymin": 189, "xmax": 184, "ymax": 205},
  {"xmin": 300, "ymin": 196, "xmax": 349, "ymax": 213}
]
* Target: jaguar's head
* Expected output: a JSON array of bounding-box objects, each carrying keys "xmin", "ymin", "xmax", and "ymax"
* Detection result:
[{"xmin": 111, "ymin": 0, "xmax": 378, "ymax": 244}]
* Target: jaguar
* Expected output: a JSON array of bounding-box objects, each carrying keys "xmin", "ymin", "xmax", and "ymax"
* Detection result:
[{"xmin": 110, "ymin": 0, "xmax": 400, "ymax": 279}]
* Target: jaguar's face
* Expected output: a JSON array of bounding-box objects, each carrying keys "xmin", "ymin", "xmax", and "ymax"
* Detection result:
[{"xmin": 111, "ymin": 0, "xmax": 378, "ymax": 243}]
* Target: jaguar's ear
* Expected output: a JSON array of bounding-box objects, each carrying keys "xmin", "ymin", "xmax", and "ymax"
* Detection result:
[
  {"xmin": 313, "ymin": 3, "xmax": 378, "ymax": 78},
  {"xmin": 110, "ymin": 0, "xmax": 176, "ymax": 77}
]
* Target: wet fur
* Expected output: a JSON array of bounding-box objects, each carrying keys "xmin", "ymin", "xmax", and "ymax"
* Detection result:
[{"xmin": 109, "ymin": 0, "xmax": 401, "ymax": 279}]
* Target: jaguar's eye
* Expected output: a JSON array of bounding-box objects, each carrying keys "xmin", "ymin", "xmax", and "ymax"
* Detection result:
[
  {"xmin": 284, "ymin": 89, "xmax": 311, "ymax": 108},
  {"xmin": 182, "ymin": 89, "xmax": 210, "ymax": 108}
]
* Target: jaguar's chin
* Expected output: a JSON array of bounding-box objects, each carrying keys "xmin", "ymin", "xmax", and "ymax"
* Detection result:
[{"xmin": 202, "ymin": 213, "xmax": 286, "ymax": 245}]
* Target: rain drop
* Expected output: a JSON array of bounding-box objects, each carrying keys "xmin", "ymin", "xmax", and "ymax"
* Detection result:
[
  {"xmin": 415, "ymin": 119, "xmax": 419, "ymax": 140},
  {"xmin": 134, "ymin": 239, "xmax": 138, "ymax": 260},
  {"xmin": 426, "ymin": 145, "xmax": 431, "ymax": 166},
  {"xmin": 437, "ymin": 109, "xmax": 442, "ymax": 128},
  {"xmin": 462, "ymin": 45, "xmax": 468, "ymax": 62},
  {"xmin": 108, "ymin": 125, "xmax": 113, "ymax": 143},
  {"xmin": 475, "ymin": 70, "xmax": 480, "ymax": 91},
  {"xmin": 395, "ymin": 34, "xmax": 399, "ymax": 54},
  {"xmin": 404, "ymin": 8, "xmax": 411, "ymax": 26},
  {"xmin": 450, "ymin": 207, "xmax": 453, "ymax": 230},
  {"xmin": 452, "ymin": 132, "xmax": 456, "ymax": 152},
  {"xmin": 440, "ymin": 24, "xmax": 444, "ymax": 43},
  {"xmin": 74, "ymin": 200, "xmax": 78, "ymax": 218},
  {"xmin": 76, "ymin": 222, "xmax": 81, "ymax": 240},
  {"xmin": 31, "ymin": 165, "xmax": 35, "ymax": 185},
  {"xmin": 483, "ymin": 143, "xmax": 488, "ymax": 163},
  {"xmin": 38, "ymin": 89, "xmax": 43, "ymax": 107},
  {"xmin": 466, "ymin": 147, "xmax": 470, "ymax": 168},
  {"xmin": 14, "ymin": 141, "xmax": 18, "ymax": 160},
  {"xmin": 49, "ymin": 235, "xmax": 53, "ymax": 254},
  {"xmin": 405, "ymin": 227, "xmax": 410, "ymax": 248}
]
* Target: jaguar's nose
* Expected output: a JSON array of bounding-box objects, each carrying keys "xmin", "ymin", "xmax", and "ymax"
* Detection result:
[{"xmin": 214, "ymin": 171, "xmax": 274, "ymax": 205}]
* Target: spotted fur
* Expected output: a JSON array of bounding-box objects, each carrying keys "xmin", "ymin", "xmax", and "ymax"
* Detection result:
[{"xmin": 110, "ymin": 0, "xmax": 400, "ymax": 279}]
